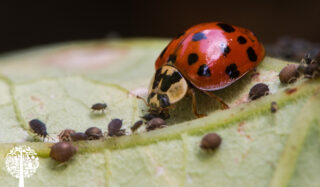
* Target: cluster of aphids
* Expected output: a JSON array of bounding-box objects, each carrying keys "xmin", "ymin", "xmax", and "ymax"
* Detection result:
[
  {"xmin": 29, "ymin": 102, "xmax": 168, "ymax": 162},
  {"xmin": 247, "ymin": 53, "xmax": 320, "ymax": 115},
  {"xmin": 279, "ymin": 53, "xmax": 320, "ymax": 84}
]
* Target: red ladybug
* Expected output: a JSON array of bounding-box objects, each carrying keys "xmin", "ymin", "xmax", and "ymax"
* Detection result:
[{"xmin": 146, "ymin": 22, "xmax": 265, "ymax": 117}]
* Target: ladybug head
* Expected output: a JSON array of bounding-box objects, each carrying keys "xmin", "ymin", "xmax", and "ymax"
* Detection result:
[{"xmin": 147, "ymin": 65, "xmax": 188, "ymax": 112}]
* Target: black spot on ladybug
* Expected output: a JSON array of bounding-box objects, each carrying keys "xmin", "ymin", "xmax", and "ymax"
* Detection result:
[
  {"xmin": 160, "ymin": 46, "xmax": 167, "ymax": 58},
  {"xmin": 167, "ymin": 54, "xmax": 176, "ymax": 63},
  {"xmin": 197, "ymin": 64, "xmax": 211, "ymax": 77},
  {"xmin": 217, "ymin": 23, "xmax": 235, "ymax": 33},
  {"xmin": 157, "ymin": 94, "xmax": 170, "ymax": 108},
  {"xmin": 223, "ymin": 46, "xmax": 230, "ymax": 57},
  {"xmin": 192, "ymin": 32, "xmax": 207, "ymax": 41},
  {"xmin": 247, "ymin": 47, "xmax": 257, "ymax": 62},
  {"xmin": 225, "ymin": 64, "xmax": 240, "ymax": 79},
  {"xmin": 188, "ymin": 53, "xmax": 198, "ymax": 65},
  {"xmin": 237, "ymin": 36, "xmax": 247, "ymax": 44},
  {"xmin": 147, "ymin": 92, "xmax": 156, "ymax": 103},
  {"xmin": 152, "ymin": 68, "xmax": 163, "ymax": 89},
  {"xmin": 160, "ymin": 72, "xmax": 182, "ymax": 92}
]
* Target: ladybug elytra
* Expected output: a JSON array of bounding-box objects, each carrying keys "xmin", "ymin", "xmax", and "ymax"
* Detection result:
[{"xmin": 146, "ymin": 22, "xmax": 265, "ymax": 117}]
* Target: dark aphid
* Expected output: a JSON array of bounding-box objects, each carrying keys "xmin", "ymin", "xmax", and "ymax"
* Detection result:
[
  {"xmin": 200, "ymin": 133, "xmax": 222, "ymax": 150},
  {"xmin": 91, "ymin": 103, "xmax": 107, "ymax": 112},
  {"xmin": 29, "ymin": 119, "xmax": 48, "ymax": 141},
  {"xmin": 146, "ymin": 118, "xmax": 166, "ymax": 131},
  {"xmin": 85, "ymin": 127, "xmax": 103, "ymax": 140},
  {"xmin": 279, "ymin": 64, "xmax": 300, "ymax": 84},
  {"xmin": 271, "ymin": 101, "xmax": 278, "ymax": 113},
  {"xmin": 300, "ymin": 53, "xmax": 312, "ymax": 65},
  {"xmin": 50, "ymin": 142, "xmax": 77, "ymax": 162},
  {"xmin": 141, "ymin": 113, "xmax": 158, "ymax": 121},
  {"xmin": 141, "ymin": 111, "xmax": 170, "ymax": 121},
  {"xmin": 131, "ymin": 120, "xmax": 143, "ymax": 132},
  {"xmin": 108, "ymin": 119, "xmax": 125, "ymax": 136},
  {"xmin": 58, "ymin": 129, "xmax": 76, "ymax": 142},
  {"xmin": 249, "ymin": 83, "xmax": 269, "ymax": 100},
  {"xmin": 297, "ymin": 64, "xmax": 307, "ymax": 75},
  {"xmin": 303, "ymin": 63, "xmax": 320, "ymax": 79},
  {"xmin": 71, "ymin": 132, "xmax": 88, "ymax": 141}
]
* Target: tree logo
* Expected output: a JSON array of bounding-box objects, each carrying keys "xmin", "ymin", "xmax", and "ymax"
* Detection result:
[{"xmin": 5, "ymin": 145, "xmax": 39, "ymax": 187}]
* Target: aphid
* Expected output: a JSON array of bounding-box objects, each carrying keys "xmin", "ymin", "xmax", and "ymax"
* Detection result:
[
  {"xmin": 91, "ymin": 103, "xmax": 107, "ymax": 112},
  {"xmin": 297, "ymin": 64, "xmax": 307, "ymax": 75},
  {"xmin": 146, "ymin": 118, "xmax": 166, "ymax": 131},
  {"xmin": 141, "ymin": 111, "xmax": 170, "ymax": 121},
  {"xmin": 249, "ymin": 83, "xmax": 269, "ymax": 100},
  {"xmin": 270, "ymin": 101, "xmax": 278, "ymax": 113},
  {"xmin": 303, "ymin": 63, "xmax": 320, "ymax": 79},
  {"xmin": 29, "ymin": 119, "xmax": 48, "ymax": 141},
  {"xmin": 85, "ymin": 127, "xmax": 103, "ymax": 140},
  {"xmin": 144, "ymin": 22, "xmax": 265, "ymax": 117},
  {"xmin": 300, "ymin": 53, "xmax": 312, "ymax": 64},
  {"xmin": 50, "ymin": 142, "xmax": 77, "ymax": 162},
  {"xmin": 279, "ymin": 64, "xmax": 300, "ymax": 84},
  {"xmin": 70, "ymin": 132, "xmax": 88, "ymax": 141},
  {"xmin": 200, "ymin": 133, "xmax": 222, "ymax": 150},
  {"xmin": 131, "ymin": 120, "xmax": 143, "ymax": 132},
  {"xmin": 58, "ymin": 129, "xmax": 76, "ymax": 142},
  {"xmin": 108, "ymin": 119, "xmax": 125, "ymax": 136},
  {"xmin": 141, "ymin": 113, "xmax": 158, "ymax": 121}
]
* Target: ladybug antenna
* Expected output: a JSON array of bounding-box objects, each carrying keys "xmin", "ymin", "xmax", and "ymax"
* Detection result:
[{"xmin": 136, "ymin": 95, "xmax": 149, "ymax": 107}]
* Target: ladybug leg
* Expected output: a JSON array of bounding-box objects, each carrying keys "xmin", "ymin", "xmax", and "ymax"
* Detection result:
[
  {"xmin": 187, "ymin": 88, "xmax": 207, "ymax": 118},
  {"xmin": 203, "ymin": 91, "xmax": 229, "ymax": 109}
]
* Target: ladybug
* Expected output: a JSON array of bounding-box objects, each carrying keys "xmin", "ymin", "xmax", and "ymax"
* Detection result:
[{"xmin": 146, "ymin": 22, "xmax": 265, "ymax": 117}]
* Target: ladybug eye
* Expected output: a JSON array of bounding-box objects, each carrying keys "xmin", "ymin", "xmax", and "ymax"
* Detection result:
[{"xmin": 158, "ymin": 94, "xmax": 170, "ymax": 108}]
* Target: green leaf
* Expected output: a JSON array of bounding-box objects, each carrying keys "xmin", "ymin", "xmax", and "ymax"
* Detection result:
[{"xmin": 0, "ymin": 39, "xmax": 319, "ymax": 187}]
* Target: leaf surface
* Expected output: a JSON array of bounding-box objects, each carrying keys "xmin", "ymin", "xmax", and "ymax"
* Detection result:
[{"xmin": 0, "ymin": 39, "xmax": 319, "ymax": 187}]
